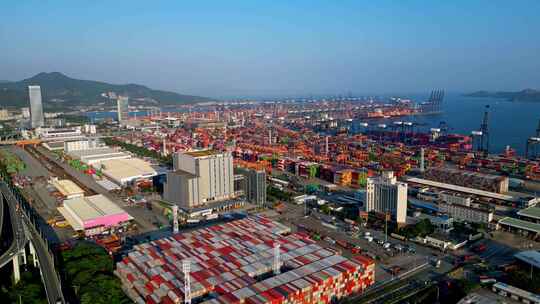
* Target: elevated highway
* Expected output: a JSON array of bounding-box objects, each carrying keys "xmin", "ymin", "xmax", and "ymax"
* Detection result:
[{"xmin": 0, "ymin": 181, "xmax": 65, "ymax": 304}]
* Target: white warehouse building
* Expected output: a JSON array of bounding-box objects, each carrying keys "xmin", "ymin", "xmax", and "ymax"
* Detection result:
[
  {"xmin": 365, "ymin": 171, "xmax": 408, "ymax": 224},
  {"xmin": 164, "ymin": 150, "xmax": 235, "ymax": 209}
]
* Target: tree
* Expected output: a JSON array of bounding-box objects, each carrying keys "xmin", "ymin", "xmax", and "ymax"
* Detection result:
[
  {"xmin": 7, "ymin": 268, "xmax": 47, "ymax": 304},
  {"xmin": 506, "ymin": 269, "xmax": 540, "ymax": 294},
  {"xmin": 320, "ymin": 204, "xmax": 331, "ymax": 215},
  {"xmin": 61, "ymin": 243, "xmax": 130, "ymax": 303},
  {"xmin": 356, "ymin": 215, "xmax": 364, "ymax": 227},
  {"xmin": 399, "ymin": 219, "xmax": 435, "ymax": 238}
]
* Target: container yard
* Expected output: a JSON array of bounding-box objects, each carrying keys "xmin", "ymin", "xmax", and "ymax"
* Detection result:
[{"xmin": 115, "ymin": 216, "xmax": 375, "ymax": 304}]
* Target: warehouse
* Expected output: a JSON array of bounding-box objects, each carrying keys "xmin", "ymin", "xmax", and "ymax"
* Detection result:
[
  {"xmin": 405, "ymin": 177, "xmax": 518, "ymax": 203},
  {"xmin": 514, "ymin": 250, "xmax": 540, "ymax": 270},
  {"xmin": 99, "ymin": 158, "xmax": 158, "ymax": 186},
  {"xmin": 497, "ymin": 217, "xmax": 540, "ymax": 240},
  {"xmin": 423, "ymin": 167, "xmax": 509, "ymax": 193},
  {"xmin": 37, "ymin": 127, "xmax": 86, "ymax": 142},
  {"xmin": 115, "ymin": 216, "xmax": 375, "ymax": 304},
  {"xmin": 67, "ymin": 147, "xmax": 131, "ymax": 165},
  {"xmin": 42, "ymin": 141, "xmax": 66, "ymax": 151},
  {"xmin": 58, "ymin": 194, "xmax": 133, "ymax": 236},
  {"xmin": 51, "ymin": 178, "xmax": 85, "ymax": 199},
  {"xmin": 438, "ymin": 202, "xmax": 494, "ymax": 224},
  {"xmin": 517, "ymin": 206, "xmax": 540, "ymax": 224}
]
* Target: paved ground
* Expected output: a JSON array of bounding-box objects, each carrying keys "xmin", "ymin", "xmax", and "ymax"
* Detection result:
[
  {"xmin": 458, "ymin": 288, "xmax": 523, "ymax": 304},
  {"xmin": 489, "ymin": 230, "xmax": 540, "ymax": 250},
  {"xmin": 478, "ymin": 239, "xmax": 519, "ymax": 267},
  {"xmin": 463, "ymin": 231, "xmax": 540, "ymax": 269},
  {"xmin": 523, "ymin": 180, "xmax": 540, "ymax": 193},
  {"xmin": 5, "ymin": 146, "xmax": 50, "ymax": 177},
  {"xmin": 270, "ymin": 201, "xmax": 453, "ymax": 283}
]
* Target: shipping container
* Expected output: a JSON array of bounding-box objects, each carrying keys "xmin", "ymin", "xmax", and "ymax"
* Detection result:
[{"xmin": 115, "ymin": 216, "xmax": 375, "ymax": 304}]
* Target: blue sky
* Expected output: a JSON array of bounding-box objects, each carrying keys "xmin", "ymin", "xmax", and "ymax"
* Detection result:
[{"xmin": 1, "ymin": 1, "xmax": 539, "ymax": 98}]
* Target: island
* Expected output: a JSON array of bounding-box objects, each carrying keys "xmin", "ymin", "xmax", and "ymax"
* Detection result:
[{"xmin": 465, "ymin": 89, "xmax": 540, "ymax": 102}]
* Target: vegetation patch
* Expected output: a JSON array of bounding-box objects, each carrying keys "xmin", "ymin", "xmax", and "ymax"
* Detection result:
[
  {"xmin": 0, "ymin": 149, "xmax": 26, "ymax": 174},
  {"xmin": 61, "ymin": 242, "xmax": 130, "ymax": 304}
]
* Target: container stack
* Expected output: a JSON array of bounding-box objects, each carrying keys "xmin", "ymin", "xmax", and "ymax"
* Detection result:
[{"xmin": 115, "ymin": 216, "xmax": 375, "ymax": 304}]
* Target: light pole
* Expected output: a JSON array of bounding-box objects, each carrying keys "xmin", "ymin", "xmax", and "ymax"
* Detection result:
[{"xmin": 385, "ymin": 210, "xmax": 389, "ymax": 243}]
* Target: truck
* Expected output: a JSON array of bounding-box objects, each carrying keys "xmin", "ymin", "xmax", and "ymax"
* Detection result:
[
  {"xmin": 389, "ymin": 266, "xmax": 402, "ymax": 276},
  {"xmin": 321, "ymin": 222, "xmax": 338, "ymax": 230},
  {"xmin": 205, "ymin": 213, "xmax": 219, "ymax": 220},
  {"xmin": 336, "ymin": 239, "xmax": 350, "ymax": 249},
  {"xmin": 324, "ymin": 236, "xmax": 336, "ymax": 244},
  {"xmin": 473, "ymin": 243, "xmax": 487, "ymax": 253},
  {"xmin": 351, "ymin": 246, "xmax": 362, "ymax": 254},
  {"xmin": 430, "ymin": 258, "xmax": 441, "ymax": 268},
  {"xmin": 462, "ymin": 254, "xmax": 476, "ymax": 262},
  {"xmin": 390, "ymin": 233, "xmax": 407, "ymax": 241}
]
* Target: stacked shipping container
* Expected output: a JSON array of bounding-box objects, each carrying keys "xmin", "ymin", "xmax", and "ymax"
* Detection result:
[{"xmin": 115, "ymin": 216, "xmax": 375, "ymax": 304}]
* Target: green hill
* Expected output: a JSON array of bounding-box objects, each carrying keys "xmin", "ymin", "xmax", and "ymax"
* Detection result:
[{"xmin": 0, "ymin": 72, "xmax": 213, "ymax": 108}]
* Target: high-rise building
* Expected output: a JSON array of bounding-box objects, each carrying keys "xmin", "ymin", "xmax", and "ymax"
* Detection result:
[
  {"xmin": 117, "ymin": 96, "xmax": 129, "ymax": 124},
  {"xmin": 235, "ymin": 167, "xmax": 267, "ymax": 206},
  {"xmin": 164, "ymin": 150, "xmax": 234, "ymax": 209},
  {"xmin": 28, "ymin": 85, "xmax": 44, "ymax": 128},
  {"xmin": 365, "ymin": 171, "xmax": 407, "ymax": 224}
]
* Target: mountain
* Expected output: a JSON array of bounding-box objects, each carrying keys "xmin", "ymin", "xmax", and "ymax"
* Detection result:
[
  {"xmin": 465, "ymin": 89, "xmax": 540, "ymax": 102},
  {"xmin": 0, "ymin": 72, "xmax": 213, "ymax": 108}
]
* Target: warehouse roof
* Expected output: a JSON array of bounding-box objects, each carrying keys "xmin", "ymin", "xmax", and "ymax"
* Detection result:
[
  {"xmin": 96, "ymin": 179, "xmax": 121, "ymax": 191},
  {"xmin": 68, "ymin": 147, "xmax": 129, "ymax": 159},
  {"xmin": 404, "ymin": 177, "xmax": 517, "ymax": 202},
  {"xmin": 43, "ymin": 141, "xmax": 65, "ymax": 150},
  {"xmin": 493, "ymin": 282, "xmax": 540, "ymax": 303},
  {"xmin": 184, "ymin": 150, "xmax": 220, "ymax": 157},
  {"xmin": 427, "ymin": 167, "xmax": 505, "ymax": 180},
  {"xmin": 100, "ymin": 158, "xmax": 157, "ymax": 183},
  {"xmin": 63, "ymin": 194, "xmax": 129, "ymax": 221},
  {"xmin": 517, "ymin": 206, "xmax": 540, "ymax": 220},
  {"xmin": 170, "ymin": 169, "xmax": 197, "ymax": 178},
  {"xmin": 514, "ymin": 250, "xmax": 540, "ymax": 269},
  {"xmin": 52, "ymin": 179, "xmax": 84, "ymax": 197},
  {"xmin": 57, "ymin": 207, "xmax": 84, "ymax": 230},
  {"xmin": 82, "ymin": 153, "xmax": 130, "ymax": 163},
  {"xmin": 498, "ymin": 217, "xmax": 540, "ymax": 233}
]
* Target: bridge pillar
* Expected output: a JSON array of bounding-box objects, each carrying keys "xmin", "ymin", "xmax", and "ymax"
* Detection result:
[
  {"xmin": 29, "ymin": 242, "xmax": 38, "ymax": 267},
  {"xmin": 12, "ymin": 254, "xmax": 20, "ymax": 283},
  {"xmin": 21, "ymin": 247, "xmax": 27, "ymax": 266}
]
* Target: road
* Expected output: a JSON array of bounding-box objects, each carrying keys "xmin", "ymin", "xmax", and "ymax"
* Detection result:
[
  {"xmin": 0, "ymin": 181, "xmax": 65, "ymax": 304},
  {"xmin": 345, "ymin": 261, "xmax": 432, "ymax": 304},
  {"xmin": 0, "ymin": 181, "xmax": 27, "ymax": 267},
  {"xmin": 0, "ymin": 194, "xmax": 25, "ymax": 268}
]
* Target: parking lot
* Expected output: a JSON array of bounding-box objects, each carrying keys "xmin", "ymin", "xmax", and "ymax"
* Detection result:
[{"xmin": 271, "ymin": 201, "xmax": 452, "ymax": 282}]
